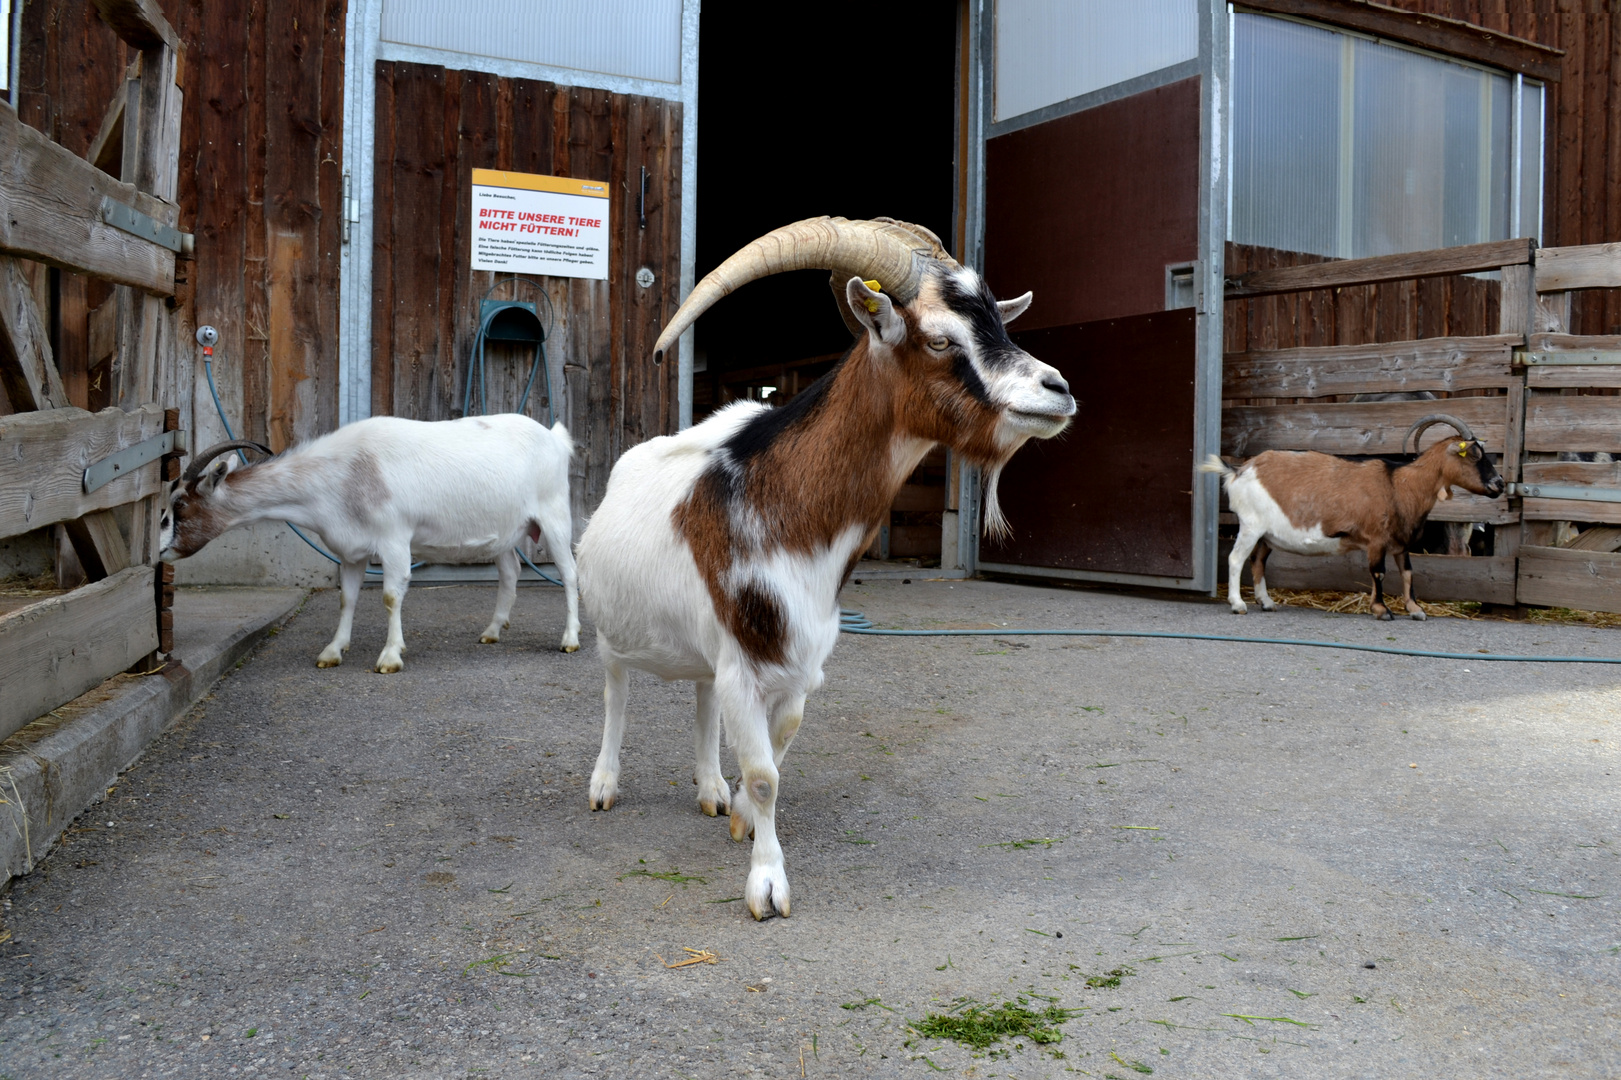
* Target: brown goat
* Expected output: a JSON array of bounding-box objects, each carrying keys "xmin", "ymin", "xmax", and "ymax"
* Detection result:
[{"xmin": 1202, "ymin": 414, "xmax": 1505, "ymax": 620}]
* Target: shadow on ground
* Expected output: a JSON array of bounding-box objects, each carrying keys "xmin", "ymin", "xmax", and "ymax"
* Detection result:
[{"xmin": 0, "ymin": 579, "xmax": 1616, "ymax": 1078}]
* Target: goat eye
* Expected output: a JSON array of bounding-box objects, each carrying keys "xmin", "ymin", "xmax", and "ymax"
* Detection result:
[{"xmin": 927, "ymin": 337, "xmax": 951, "ymax": 353}]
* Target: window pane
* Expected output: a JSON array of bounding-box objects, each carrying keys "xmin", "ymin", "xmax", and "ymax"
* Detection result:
[
  {"xmin": 380, "ymin": 0, "xmax": 682, "ymax": 85},
  {"xmin": 994, "ymin": 0, "xmax": 1197, "ymax": 122},
  {"xmin": 1230, "ymin": 14, "xmax": 1341, "ymax": 257},
  {"xmin": 1519, "ymin": 82, "xmax": 1544, "ymax": 241}
]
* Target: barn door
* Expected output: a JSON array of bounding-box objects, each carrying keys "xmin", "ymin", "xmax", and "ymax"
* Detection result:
[{"xmin": 969, "ymin": 1, "xmax": 1226, "ymax": 590}]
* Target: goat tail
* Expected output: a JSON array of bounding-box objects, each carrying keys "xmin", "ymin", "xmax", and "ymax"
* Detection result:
[
  {"xmin": 1198, "ymin": 454, "xmax": 1236, "ymax": 486},
  {"xmin": 550, "ymin": 420, "xmax": 575, "ymax": 454}
]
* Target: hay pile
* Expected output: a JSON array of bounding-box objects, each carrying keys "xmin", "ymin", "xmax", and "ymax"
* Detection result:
[{"xmin": 1238, "ymin": 587, "xmax": 1621, "ymax": 628}]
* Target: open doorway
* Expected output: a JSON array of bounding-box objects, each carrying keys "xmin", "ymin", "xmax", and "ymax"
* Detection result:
[{"xmin": 693, "ymin": 2, "xmax": 960, "ymax": 563}]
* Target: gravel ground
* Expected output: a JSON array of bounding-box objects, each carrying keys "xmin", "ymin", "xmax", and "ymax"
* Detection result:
[{"xmin": 0, "ymin": 577, "xmax": 1616, "ymax": 1079}]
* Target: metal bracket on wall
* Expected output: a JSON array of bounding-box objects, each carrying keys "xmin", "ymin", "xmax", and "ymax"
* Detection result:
[
  {"xmin": 99, "ymin": 196, "xmax": 190, "ymax": 254},
  {"xmin": 83, "ymin": 430, "xmax": 188, "ymax": 493},
  {"xmin": 1509, "ymin": 482, "xmax": 1621, "ymax": 503}
]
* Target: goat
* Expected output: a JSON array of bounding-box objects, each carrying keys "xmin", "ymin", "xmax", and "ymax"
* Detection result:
[
  {"xmin": 1200, "ymin": 414, "xmax": 1504, "ymax": 621},
  {"xmin": 574, "ymin": 217, "xmax": 1075, "ymax": 919},
  {"xmin": 160, "ymin": 414, "xmax": 580, "ymax": 671}
]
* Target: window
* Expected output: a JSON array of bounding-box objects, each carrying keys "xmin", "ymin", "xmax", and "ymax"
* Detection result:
[
  {"xmin": 1231, "ymin": 13, "xmax": 1543, "ymax": 259},
  {"xmin": 380, "ymin": 0, "xmax": 682, "ymax": 85}
]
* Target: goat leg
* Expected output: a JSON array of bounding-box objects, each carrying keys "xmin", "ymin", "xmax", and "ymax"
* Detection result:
[
  {"xmin": 1399, "ymin": 549, "xmax": 1426, "ymax": 621},
  {"xmin": 1367, "ymin": 549, "xmax": 1394, "ymax": 621},
  {"xmin": 372, "ymin": 543, "xmax": 413, "ymax": 672},
  {"xmin": 1251, "ymin": 539, "xmax": 1276, "ymax": 611},
  {"xmin": 1227, "ymin": 526, "xmax": 1262, "ymax": 614},
  {"xmin": 536, "ymin": 497, "xmax": 581, "ymax": 652},
  {"xmin": 589, "ymin": 652, "xmax": 630, "ymax": 811},
  {"xmin": 480, "ymin": 548, "xmax": 520, "ymax": 643},
  {"xmin": 693, "ymin": 679, "xmax": 730, "ymax": 817},
  {"xmin": 317, "ymin": 561, "xmax": 366, "ymax": 667},
  {"xmin": 720, "ymin": 675, "xmax": 790, "ymax": 920}
]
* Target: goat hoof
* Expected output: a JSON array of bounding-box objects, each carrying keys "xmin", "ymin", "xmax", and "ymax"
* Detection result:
[
  {"xmin": 1229, "ymin": 605, "xmax": 1247, "ymax": 615},
  {"xmin": 479, "ymin": 634, "xmax": 500, "ymax": 644},
  {"xmin": 1409, "ymin": 609, "xmax": 1427, "ymax": 621},
  {"xmin": 729, "ymin": 808, "xmax": 755, "ymax": 843},
  {"xmin": 374, "ymin": 661, "xmax": 404, "ymax": 674},
  {"xmin": 588, "ymin": 772, "xmax": 617, "ymax": 811},
  {"xmin": 316, "ymin": 656, "xmax": 342, "ymax": 669},
  {"xmin": 560, "ymin": 643, "xmax": 580, "ymax": 653},
  {"xmin": 746, "ymin": 866, "xmax": 790, "ymax": 920},
  {"xmin": 697, "ymin": 777, "xmax": 731, "ymax": 817},
  {"xmin": 1373, "ymin": 610, "xmax": 1394, "ymax": 622}
]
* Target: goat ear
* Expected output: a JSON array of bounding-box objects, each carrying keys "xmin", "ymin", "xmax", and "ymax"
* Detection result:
[
  {"xmin": 846, "ymin": 277, "xmax": 905, "ymax": 347},
  {"xmin": 997, "ymin": 291, "xmax": 1034, "ymax": 325},
  {"xmin": 198, "ymin": 456, "xmax": 237, "ymax": 494}
]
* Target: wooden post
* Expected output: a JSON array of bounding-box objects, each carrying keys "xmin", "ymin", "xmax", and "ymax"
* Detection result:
[{"xmin": 1500, "ymin": 262, "xmax": 1534, "ymax": 611}]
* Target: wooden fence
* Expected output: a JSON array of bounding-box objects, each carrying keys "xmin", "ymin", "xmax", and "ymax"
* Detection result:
[
  {"xmin": 1221, "ymin": 238, "xmax": 1621, "ymax": 614},
  {"xmin": 0, "ymin": 0, "xmax": 185, "ymax": 741}
]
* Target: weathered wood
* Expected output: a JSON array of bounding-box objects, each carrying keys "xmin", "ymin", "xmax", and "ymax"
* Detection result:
[
  {"xmin": 0, "ymin": 258, "xmax": 69, "ymax": 411},
  {"xmin": 62, "ymin": 508, "xmax": 132, "ymax": 579},
  {"xmin": 0, "ymin": 106, "xmax": 175, "ymax": 295},
  {"xmin": 1424, "ymin": 492, "xmax": 1519, "ymax": 525},
  {"xmin": 1528, "ymin": 365, "xmax": 1621, "ymax": 388},
  {"xmin": 1223, "ymin": 335, "xmax": 1518, "ymax": 399},
  {"xmin": 1225, "ymin": 549, "xmax": 1518, "ymax": 605},
  {"xmin": 1525, "ymin": 333, "xmax": 1621, "ymax": 352},
  {"xmin": 1535, "ymin": 244, "xmax": 1621, "ymax": 293},
  {"xmin": 1222, "ymin": 398, "xmax": 1507, "ymax": 457},
  {"xmin": 1564, "ymin": 525, "xmax": 1621, "ymax": 552},
  {"xmin": 1524, "ymin": 395, "xmax": 1621, "ymax": 453},
  {"xmin": 1517, "ymin": 545, "xmax": 1621, "ymax": 613},
  {"xmin": 1522, "ymin": 460, "xmax": 1621, "ymax": 487},
  {"xmin": 1522, "ymin": 499, "xmax": 1621, "ymax": 526},
  {"xmin": 1503, "ymin": 378, "xmax": 1525, "ymax": 484},
  {"xmin": 90, "ymin": 0, "xmax": 179, "ymax": 51},
  {"xmin": 1224, "ymin": 238, "xmax": 1534, "ymax": 300},
  {"xmin": 1498, "ymin": 262, "xmax": 1534, "ymax": 337},
  {"xmin": 86, "ymin": 67, "xmax": 133, "ymax": 177},
  {"xmin": 0, "ymin": 564, "xmax": 157, "ymax": 742},
  {"xmin": 1234, "ymin": 1, "xmax": 1562, "ymax": 82},
  {"xmin": 0, "ymin": 403, "xmax": 165, "ymax": 539}
]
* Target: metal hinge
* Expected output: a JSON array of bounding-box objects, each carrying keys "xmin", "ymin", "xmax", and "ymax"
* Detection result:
[
  {"xmin": 1515, "ymin": 349, "xmax": 1621, "ymax": 366},
  {"xmin": 83, "ymin": 430, "xmax": 189, "ymax": 493},
  {"xmin": 100, "ymin": 196, "xmax": 191, "ymax": 254},
  {"xmin": 342, "ymin": 173, "xmax": 361, "ymax": 245}
]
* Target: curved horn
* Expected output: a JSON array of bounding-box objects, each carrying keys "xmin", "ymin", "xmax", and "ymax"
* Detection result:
[
  {"xmin": 1404, "ymin": 413, "xmax": 1477, "ymax": 455},
  {"xmin": 653, "ymin": 217, "xmax": 957, "ymax": 361},
  {"xmin": 183, "ymin": 440, "xmax": 274, "ymax": 482}
]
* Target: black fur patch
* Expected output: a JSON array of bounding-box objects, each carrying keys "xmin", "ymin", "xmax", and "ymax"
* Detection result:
[
  {"xmin": 732, "ymin": 581, "xmax": 787, "ymax": 666},
  {"xmin": 937, "ymin": 269, "xmax": 1022, "ymax": 372},
  {"xmin": 724, "ymin": 361, "xmax": 841, "ymax": 465}
]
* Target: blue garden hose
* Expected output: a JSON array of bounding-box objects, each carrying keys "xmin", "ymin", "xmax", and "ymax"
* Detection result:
[{"xmin": 838, "ymin": 609, "xmax": 1621, "ymax": 664}]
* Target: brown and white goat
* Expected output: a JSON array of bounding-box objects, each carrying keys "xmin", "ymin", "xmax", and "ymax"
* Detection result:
[
  {"xmin": 1201, "ymin": 414, "xmax": 1505, "ymax": 621},
  {"xmin": 575, "ymin": 217, "xmax": 1075, "ymax": 919}
]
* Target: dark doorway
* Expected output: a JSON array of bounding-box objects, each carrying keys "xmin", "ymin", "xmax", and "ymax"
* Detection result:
[{"xmin": 693, "ymin": 3, "xmax": 961, "ymax": 561}]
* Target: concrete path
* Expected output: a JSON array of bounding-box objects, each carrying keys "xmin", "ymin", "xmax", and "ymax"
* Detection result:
[{"xmin": 0, "ymin": 579, "xmax": 1615, "ymax": 1078}]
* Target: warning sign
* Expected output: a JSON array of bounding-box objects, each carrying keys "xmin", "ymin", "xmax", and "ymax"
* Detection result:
[{"xmin": 469, "ymin": 169, "xmax": 610, "ymax": 280}]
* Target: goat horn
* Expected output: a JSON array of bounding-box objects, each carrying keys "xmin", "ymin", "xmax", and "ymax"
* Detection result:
[
  {"xmin": 1404, "ymin": 413, "xmax": 1477, "ymax": 455},
  {"xmin": 183, "ymin": 440, "xmax": 274, "ymax": 482},
  {"xmin": 652, "ymin": 217, "xmax": 958, "ymax": 361}
]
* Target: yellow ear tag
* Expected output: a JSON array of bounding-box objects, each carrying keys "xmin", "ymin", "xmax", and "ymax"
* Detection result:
[
  {"xmin": 1457, "ymin": 441, "xmax": 1469, "ymax": 456},
  {"xmin": 862, "ymin": 280, "xmax": 883, "ymax": 314}
]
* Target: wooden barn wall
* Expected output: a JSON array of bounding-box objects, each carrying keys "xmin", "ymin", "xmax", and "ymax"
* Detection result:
[
  {"xmin": 1229, "ymin": 6, "xmax": 1621, "ymax": 349},
  {"xmin": 16, "ymin": 0, "xmax": 346, "ymax": 452},
  {"xmin": 370, "ymin": 60, "xmax": 682, "ymax": 516}
]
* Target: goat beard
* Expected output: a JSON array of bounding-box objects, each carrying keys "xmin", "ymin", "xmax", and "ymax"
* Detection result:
[{"xmin": 980, "ymin": 464, "xmax": 1011, "ymax": 542}]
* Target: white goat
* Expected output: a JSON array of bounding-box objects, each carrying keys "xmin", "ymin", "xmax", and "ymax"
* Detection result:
[
  {"xmin": 160, "ymin": 414, "xmax": 580, "ymax": 671},
  {"xmin": 576, "ymin": 217, "xmax": 1075, "ymax": 919}
]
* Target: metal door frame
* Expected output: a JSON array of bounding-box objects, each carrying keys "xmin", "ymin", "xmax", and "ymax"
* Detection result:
[{"xmin": 961, "ymin": 0, "xmax": 1228, "ymax": 593}]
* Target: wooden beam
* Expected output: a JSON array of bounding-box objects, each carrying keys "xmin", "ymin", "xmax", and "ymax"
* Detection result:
[
  {"xmin": 0, "ymin": 258, "xmax": 69, "ymax": 410},
  {"xmin": 62, "ymin": 511, "xmax": 132, "ymax": 579},
  {"xmin": 1522, "ymin": 500, "xmax": 1621, "ymax": 527},
  {"xmin": 89, "ymin": 0, "xmax": 178, "ymax": 52},
  {"xmin": 1225, "ymin": 549, "xmax": 1518, "ymax": 605},
  {"xmin": 1424, "ymin": 493, "xmax": 1519, "ymax": 526},
  {"xmin": 1526, "ymin": 333, "xmax": 1621, "ymax": 353},
  {"xmin": 1224, "ymin": 238, "xmax": 1535, "ymax": 300},
  {"xmin": 0, "ymin": 106, "xmax": 176, "ymax": 296},
  {"xmin": 0, "ymin": 403, "xmax": 166, "ymax": 540},
  {"xmin": 1224, "ymin": 334, "xmax": 1519, "ymax": 399},
  {"xmin": 1533, "ymin": 244, "xmax": 1621, "ymax": 293},
  {"xmin": 1235, "ymin": 1, "xmax": 1561, "ymax": 82},
  {"xmin": 1524, "ymin": 396, "xmax": 1621, "ymax": 454},
  {"xmin": 0, "ymin": 564, "xmax": 158, "ymax": 742},
  {"xmin": 86, "ymin": 68, "xmax": 134, "ymax": 177},
  {"xmin": 1222, "ymin": 397, "xmax": 1508, "ymax": 457},
  {"xmin": 1518, "ymin": 546, "xmax": 1621, "ymax": 613}
]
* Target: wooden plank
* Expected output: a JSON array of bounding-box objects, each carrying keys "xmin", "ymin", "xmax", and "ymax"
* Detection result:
[
  {"xmin": 63, "ymin": 510, "xmax": 132, "ymax": 579},
  {"xmin": 1234, "ymin": 1, "xmax": 1562, "ymax": 82},
  {"xmin": 1226, "ymin": 549, "xmax": 1518, "ymax": 605},
  {"xmin": 1524, "ymin": 395, "xmax": 1621, "ymax": 453},
  {"xmin": 1523, "ymin": 499, "xmax": 1621, "ymax": 526},
  {"xmin": 0, "ymin": 564, "xmax": 157, "ymax": 742},
  {"xmin": 0, "ymin": 258, "xmax": 69, "ymax": 411},
  {"xmin": 0, "ymin": 403, "xmax": 165, "ymax": 539},
  {"xmin": 1522, "ymin": 460, "xmax": 1621, "ymax": 486},
  {"xmin": 89, "ymin": 0, "xmax": 179, "ymax": 51},
  {"xmin": 1424, "ymin": 492, "xmax": 1519, "ymax": 526},
  {"xmin": 1525, "ymin": 333, "xmax": 1621, "ymax": 352},
  {"xmin": 86, "ymin": 68, "xmax": 133, "ymax": 177},
  {"xmin": 0, "ymin": 106, "xmax": 175, "ymax": 295},
  {"xmin": 1528, "ymin": 365, "xmax": 1621, "ymax": 388},
  {"xmin": 1224, "ymin": 238, "xmax": 1534, "ymax": 300},
  {"xmin": 1222, "ymin": 397, "xmax": 1507, "ymax": 457},
  {"xmin": 1223, "ymin": 334, "xmax": 1518, "ymax": 399},
  {"xmin": 1535, "ymin": 244, "xmax": 1621, "ymax": 292},
  {"xmin": 1517, "ymin": 545, "xmax": 1621, "ymax": 612}
]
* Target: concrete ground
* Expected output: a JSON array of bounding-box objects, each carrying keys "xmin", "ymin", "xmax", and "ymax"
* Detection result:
[{"xmin": 0, "ymin": 577, "xmax": 1615, "ymax": 1079}]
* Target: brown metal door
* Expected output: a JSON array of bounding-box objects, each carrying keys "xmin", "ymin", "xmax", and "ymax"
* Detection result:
[{"xmin": 977, "ymin": 76, "xmax": 1206, "ymax": 585}]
